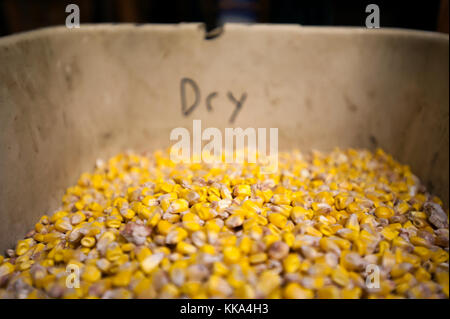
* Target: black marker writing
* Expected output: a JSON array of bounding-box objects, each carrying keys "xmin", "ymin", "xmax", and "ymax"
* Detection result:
[
  {"xmin": 227, "ymin": 91, "xmax": 247, "ymax": 124},
  {"xmin": 180, "ymin": 78, "xmax": 200, "ymax": 116},
  {"xmin": 180, "ymin": 78, "xmax": 247, "ymax": 123},
  {"xmin": 206, "ymin": 92, "xmax": 218, "ymax": 112}
]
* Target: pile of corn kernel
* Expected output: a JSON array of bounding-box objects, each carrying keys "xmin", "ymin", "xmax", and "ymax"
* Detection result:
[{"xmin": 0, "ymin": 148, "xmax": 448, "ymax": 299}]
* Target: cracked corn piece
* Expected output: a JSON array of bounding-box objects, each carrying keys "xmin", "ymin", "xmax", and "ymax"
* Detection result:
[{"xmin": 0, "ymin": 148, "xmax": 448, "ymax": 299}]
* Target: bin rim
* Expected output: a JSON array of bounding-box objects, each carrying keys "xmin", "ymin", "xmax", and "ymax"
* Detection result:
[{"xmin": 0, "ymin": 23, "xmax": 448, "ymax": 46}]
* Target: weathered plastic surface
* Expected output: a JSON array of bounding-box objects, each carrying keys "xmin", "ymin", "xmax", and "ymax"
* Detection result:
[{"xmin": 0, "ymin": 24, "xmax": 448, "ymax": 252}]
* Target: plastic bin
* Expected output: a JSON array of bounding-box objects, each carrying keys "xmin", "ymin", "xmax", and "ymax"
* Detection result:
[{"xmin": 0, "ymin": 24, "xmax": 448, "ymax": 252}]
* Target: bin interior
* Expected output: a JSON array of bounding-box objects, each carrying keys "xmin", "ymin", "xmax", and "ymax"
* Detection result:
[{"xmin": 0, "ymin": 24, "xmax": 448, "ymax": 252}]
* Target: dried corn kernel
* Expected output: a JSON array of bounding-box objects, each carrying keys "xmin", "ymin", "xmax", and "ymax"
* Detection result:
[
  {"xmin": 0, "ymin": 148, "xmax": 447, "ymax": 300},
  {"xmin": 375, "ymin": 206, "xmax": 395, "ymax": 219}
]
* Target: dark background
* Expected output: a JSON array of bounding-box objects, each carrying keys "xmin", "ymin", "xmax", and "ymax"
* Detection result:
[{"xmin": 0, "ymin": 0, "xmax": 448, "ymax": 37}]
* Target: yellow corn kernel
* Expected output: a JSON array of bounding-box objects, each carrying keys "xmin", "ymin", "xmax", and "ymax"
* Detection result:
[
  {"xmin": 72, "ymin": 211, "xmax": 86, "ymax": 225},
  {"xmin": 342, "ymin": 287, "xmax": 362, "ymax": 299},
  {"xmin": 317, "ymin": 286, "xmax": 341, "ymax": 299},
  {"xmin": 166, "ymin": 227, "xmax": 188, "ymax": 244},
  {"xmin": 257, "ymin": 188, "xmax": 272, "ymax": 203},
  {"xmin": 190, "ymin": 203, "xmax": 213, "ymax": 221},
  {"xmin": 255, "ymin": 215, "xmax": 268, "ymax": 226},
  {"xmin": 267, "ymin": 223, "xmax": 282, "ymax": 235},
  {"xmin": 225, "ymin": 214, "xmax": 244, "ymax": 228},
  {"xmin": 395, "ymin": 202, "xmax": 410, "ymax": 215},
  {"xmin": 233, "ymin": 184, "xmax": 252, "ymax": 197},
  {"xmin": 413, "ymin": 246, "xmax": 431, "ymax": 261},
  {"xmin": 220, "ymin": 234, "xmax": 237, "ymax": 246},
  {"xmin": 142, "ymin": 195, "xmax": 157, "ymax": 206},
  {"xmin": 106, "ymin": 245, "xmax": 122, "ymax": 262},
  {"xmin": 170, "ymin": 199, "xmax": 189, "ymax": 213},
  {"xmin": 16, "ymin": 240, "xmax": 30, "ymax": 256},
  {"xmin": 207, "ymin": 275, "xmax": 232, "ymax": 297},
  {"xmin": 235, "ymin": 283, "xmax": 255, "ymax": 299},
  {"xmin": 249, "ymin": 253, "xmax": 267, "ymax": 264},
  {"xmin": 271, "ymin": 193, "xmax": 292, "ymax": 205},
  {"xmin": 331, "ymin": 266, "xmax": 350, "ymax": 287},
  {"xmin": 200, "ymin": 244, "xmax": 215, "ymax": 255},
  {"xmin": 157, "ymin": 220, "xmax": 174, "ymax": 235},
  {"xmin": 140, "ymin": 253, "xmax": 164, "ymax": 274},
  {"xmin": 316, "ymin": 191, "xmax": 334, "ymax": 206},
  {"xmin": 112, "ymin": 270, "xmax": 132, "ymax": 287},
  {"xmin": 160, "ymin": 283, "xmax": 179, "ymax": 298},
  {"xmin": 284, "ymin": 283, "xmax": 314, "ymax": 299},
  {"xmin": 89, "ymin": 202, "xmax": 103, "ymax": 213},
  {"xmin": 181, "ymin": 281, "xmax": 202, "ymax": 297},
  {"xmin": 35, "ymin": 222, "xmax": 45, "ymax": 233},
  {"xmin": 331, "ymin": 237, "xmax": 352, "ymax": 251},
  {"xmin": 223, "ymin": 246, "xmax": 241, "ymax": 264},
  {"xmin": 305, "ymin": 226, "xmax": 323, "ymax": 238},
  {"xmin": 176, "ymin": 242, "xmax": 197, "ymax": 255},
  {"xmin": 242, "ymin": 199, "xmax": 261, "ymax": 212},
  {"xmin": 345, "ymin": 214, "xmax": 360, "ymax": 232},
  {"xmin": 410, "ymin": 211, "xmax": 428, "ymax": 220},
  {"xmin": 82, "ymin": 265, "xmax": 101, "ymax": 283},
  {"xmin": 317, "ymin": 224, "xmax": 334, "ymax": 237},
  {"xmin": 183, "ymin": 220, "xmax": 202, "ymax": 232},
  {"xmin": 50, "ymin": 211, "xmax": 69, "ymax": 223},
  {"xmin": 256, "ymin": 270, "xmax": 281, "ymax": 297},
  {"xmin": 319, "ymin": 237, "xmax": 340, "ymax": 253},
  {"xmin": 242, "ymin": 218, "xmax": 257, "ymax": 231},
  {"xmin": 213, "ymin": 261, "xmax": 229, "ymax": 276},
  {"xmin": 268, "ymin": 213, "xmax": 287, "ymax": 229},
  {"xmin": 120, "ymin": 208, "xmax": 135, "ymax": 220},
  {"xmin": 249, "ymin": 225, "xmax": 263, "ymax": 240},
  {"xmin": 104, "ymin": 216, "xmax": 120, "ymax": 228},
  {"xmin": 435, "ymin": 272, "xmax": 449, "ymax": 297},
  {"xmin": 158, "ymin": 182, "xmax": 174, "ymax": 193},
  {"xmin": 204, "ymin": 219, "xmax": 221, "ymax": 233},
  {"xmin": 346, "ymin": 202, "xmax": 362, "ymax": 214},
  {"xmin": 147, "ymin": 207, "xmax": 162, "ymax": 227},
  {"xmin": 239, "ymin": 236, "xmax": 252, "ymax": 254},
  {"xmin": 283, "ymin": 253, "xmax": 301, "ymax": 273},
  {"xmin": 131, "ymin": 201, "xmax": 144, "ymax": 214},
  {"xmin": 381, "ymin": 227, "xmax": 399, "ymax": 241},
  {"xmin": 401, "ymin": 252, "xmax": 421, "ymax": 267},
  {"xmin": 410, "ymin": 236, "xmax": 430, "ymax": 247},
  {"xmin": 81, "ymin": 236, "xmax": 96, "ymax": 248},
  {"xmin": 41, "ymin": 259, "xmax": 54, "ymax": 267},
  {"xmin": 282, "ymin": 232, "xmax": 296, "ymax": 247},
  {"xmin": 55, "ymin": 219, "xmax": 73, "ymax": 233},
  {"xmin": 136, "ymin": 247, "xmax": 152, "ymax": 262},
  {"xmin": 263, "ymin": 234, "xmax": 280, "ymax": 247},
  {"xmin": 415, "ymin": 267, "xmax": 431, "ymax": 282},
  {"xmin": 115, "ymin": 254, "xmax": 130, "ymax": 267},
  {"xmin": 113, "ymin": 197, "xmax": 128, "ymax": 208},
  {"xmin": 335, "ymin": 194, "xmax": 353, "ymax": 210},
  {"xmin": 431, "ymin": 249, "xmax": 449, "ymax": 263},
  {"xmin": 121, "ymin": 243, "xmax": 135, "ymax": 253},
  {"xmin": 18, "ymin": 260, "xmax": 34, "ymax": 271},
  {"xmin": 374, "ymin": 206, "xmax": 394, "ymax": 219},
  {"xmin": 159, "ymin": 198, "xmax": 170, "ymax": 212},
  {"xmin": 133, "ymin": 277, "xmax": 152, "ymax": 296}
]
